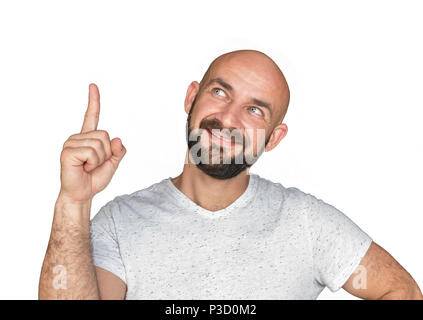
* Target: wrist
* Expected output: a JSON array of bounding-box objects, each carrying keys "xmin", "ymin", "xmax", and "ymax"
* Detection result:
[
  {"xmin": 54, "ymin": 194, "xmax": 92, "ymax": 226},
  {"xmin": 57, "ymin": 191, "xmax": 92, "ymax": 207}
]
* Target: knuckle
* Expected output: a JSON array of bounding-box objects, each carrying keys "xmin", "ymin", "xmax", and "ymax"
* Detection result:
[
  {"xmin": 86, "ymin": 146, "xmax": 97, "ymax": 158},
  {"xmin": 91, "ymin": 138, "xmax": 103, "ymax": 150},
  {"xmin": 97, "ymin": 130, "xmax": 110, "ymax": 140},
  {"xmin": 85, "ymin": 111, "xmax": 99, "ymax": 119},
  {"xmin": 88, "ymin": 149, "xmax": 100, "ymax": 164},
  {"xmin": 63, "ymin": 139, "xmax": 73, "ymax": 149},
  {"xmin": 92, "ymin": 140, "xmax": 106, "ymax": 161}
]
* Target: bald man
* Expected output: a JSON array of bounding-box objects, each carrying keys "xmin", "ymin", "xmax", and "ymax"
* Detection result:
[{"xmin": 39, "ymin": 50, "xmax": 422, "ymax": 300}]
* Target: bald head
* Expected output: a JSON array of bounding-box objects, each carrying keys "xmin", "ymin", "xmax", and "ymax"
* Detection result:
[
  {"xmin": 184, "ymin": 49, "xmax": 290, "ymax": 175},
  {"xmin": 199, "ymin": 50, "xmax": 290, "ymax": 124}
]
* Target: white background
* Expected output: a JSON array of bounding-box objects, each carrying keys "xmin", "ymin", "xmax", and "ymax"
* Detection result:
[{"xmin": 0, "ymin": 0, "xmax": 422, "ymax": 300}]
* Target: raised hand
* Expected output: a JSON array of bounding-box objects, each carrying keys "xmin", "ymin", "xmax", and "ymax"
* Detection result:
[{"xmin": 59, "ymin": 83, "xmax": 127, "ymax": 203}]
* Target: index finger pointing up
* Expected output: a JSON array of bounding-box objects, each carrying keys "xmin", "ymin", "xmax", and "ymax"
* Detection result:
[{"xmin": 81, "ymin": 83, "xmax": 100, "ymax": 133}]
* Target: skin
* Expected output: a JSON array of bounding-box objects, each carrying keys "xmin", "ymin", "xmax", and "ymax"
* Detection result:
[
  {"xmin": 174, "ymin": 50, "xmax": 289, "ymax": 211},
  {"xmin": 40, "ymin": 50, "xmax": 423, "ymax": 300},
  {"xmin": 39, "ymin": 84, "xmax": 127, "ymax": 299}
]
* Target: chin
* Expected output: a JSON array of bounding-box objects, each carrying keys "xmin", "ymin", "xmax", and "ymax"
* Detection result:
[{"xmin": 195, "ymin": 162, "xmax": 251, "ymax": 180}]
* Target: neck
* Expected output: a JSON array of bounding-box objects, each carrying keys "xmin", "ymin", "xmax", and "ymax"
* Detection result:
[{"xmin": 171, "ymin": 149, "xmax": 251, "ymax": 212}]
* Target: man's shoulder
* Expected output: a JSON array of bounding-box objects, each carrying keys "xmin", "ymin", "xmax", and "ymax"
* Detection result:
[
  {"xmin": 95, "ymin": 178, "xmax": 171, "ymax": 214},
  {"xmin": 254, "ymin": 174, "xmax": 325, "ymax": 209},
  {"xmin": 254, "ymin": 174, "xmax": 310, "ymax": 198},
  {"xmin": 126, "ymin": 177, "xmax": 170, "ymax": 199}
]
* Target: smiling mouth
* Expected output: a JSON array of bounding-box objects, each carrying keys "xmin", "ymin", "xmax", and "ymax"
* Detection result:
[{"xmin": 205, "ymin": 128, "xmax": 243, "ymax": 147}]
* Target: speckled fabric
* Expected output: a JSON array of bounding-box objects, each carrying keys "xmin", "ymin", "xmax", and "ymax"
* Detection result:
[{"xmin": 89, "ymin": 173, "xmax": 372, "ymax": 299}]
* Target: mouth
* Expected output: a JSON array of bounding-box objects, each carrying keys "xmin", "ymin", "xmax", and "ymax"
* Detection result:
[{"xmin": 206, "ymin": 128, "xmax": 239, "ymax": 147}]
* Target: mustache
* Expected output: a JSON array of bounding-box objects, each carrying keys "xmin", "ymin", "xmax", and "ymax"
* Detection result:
[{"xmin": 199, "ymin": 118, "xmax": 245, "ymax": 144}]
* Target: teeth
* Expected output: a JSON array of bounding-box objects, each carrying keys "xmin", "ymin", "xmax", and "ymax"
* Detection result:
[{"xmin": 211, "ymin": 130, "xmax": 232, "ymax": 142}]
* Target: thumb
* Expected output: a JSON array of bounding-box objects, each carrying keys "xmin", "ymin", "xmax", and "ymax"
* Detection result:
[{"xmin": 109, "ymin": 137, "xmax": 127, "ymax": 167}]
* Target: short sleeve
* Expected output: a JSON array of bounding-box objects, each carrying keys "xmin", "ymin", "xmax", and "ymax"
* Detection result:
[
  {"xmin": 305, "ymin": 193, "xmax": 373, "ymax": 292},
  {"xmin": 89, "ymin": 200, "xmax": 127, "ymax": 284}
]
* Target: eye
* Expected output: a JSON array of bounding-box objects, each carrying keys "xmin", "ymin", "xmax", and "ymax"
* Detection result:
[
  {"xmin": 249, "ymin": 106, "xmax": 263, "ymax": 116},
  {"xmin": 213, "ymin": 88, "xmax": 226, "ymax": 97}
]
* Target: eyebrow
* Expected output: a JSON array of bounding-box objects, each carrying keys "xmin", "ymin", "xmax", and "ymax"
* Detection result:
[
  {"xmin": 251, "ymin": 98, "xmax": 272, "ymax": 114},
  {"xmin": 205, "ymin": 77, "xmax": 273, "ymax": 116},
  {"xmin": 206, "ymin": 77, "xmax": 234, "ymax": 92}
]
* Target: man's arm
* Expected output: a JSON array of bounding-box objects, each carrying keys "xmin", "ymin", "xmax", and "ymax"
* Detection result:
[
  {"xmin": 342, "ymin": 241, "xmax": 423, "ymax": 299},
  {"xmin": 39, "ymin": 84, "xmax": 127, "ymax": 299},
  {"xmin": 39, "ymin": 197, "xmax": 100, "ymax": 299},
  {"xmin": 95, "ymin": 266, "xmax": 127, "ymax": 299},
  {"xmin": 39, "ymin": 197, "xmax": 127, "ymax": 299}
]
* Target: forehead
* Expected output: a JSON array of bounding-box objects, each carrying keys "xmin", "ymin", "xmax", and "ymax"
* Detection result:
[{"xmin": 205, "ymin": 54, "xmax": 286, "ymax": 111}]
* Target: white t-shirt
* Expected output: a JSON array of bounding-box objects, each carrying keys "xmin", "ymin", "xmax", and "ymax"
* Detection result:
[{"xmin": 90, "ymin": 173, "xmax": 372, "ymax": 299}]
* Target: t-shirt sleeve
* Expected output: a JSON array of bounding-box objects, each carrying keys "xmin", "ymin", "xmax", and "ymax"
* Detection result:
[
  {"xmin": 304, "ymin": 192, "xmax": 373, "ymax": 292},
  {"xmin": 89, "ymin": 200, "xmax": 127, "ymax": 284}
]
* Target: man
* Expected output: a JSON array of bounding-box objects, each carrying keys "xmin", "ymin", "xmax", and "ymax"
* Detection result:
[{"xmin": 39, "ymin": 50, "xmax": 423, "ymax": 300}]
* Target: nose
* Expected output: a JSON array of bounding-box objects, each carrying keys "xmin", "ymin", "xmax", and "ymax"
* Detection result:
[{"xmin": 214, "ymin": 103, "xmax": 242, "ymax": 130}]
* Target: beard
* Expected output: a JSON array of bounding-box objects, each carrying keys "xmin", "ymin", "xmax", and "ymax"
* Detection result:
[{"xmin": 186, "ymin": 97, "xmax": 270, "ymax": 180}]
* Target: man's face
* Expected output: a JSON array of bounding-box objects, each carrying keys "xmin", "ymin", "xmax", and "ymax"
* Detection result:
[
  {"xmin": 185, "ymin": 53, "xmax": 288, "ymax": 180},
  {"xmin": 186, "ymin": 96, "xmax": 271, "ymax": 179}
]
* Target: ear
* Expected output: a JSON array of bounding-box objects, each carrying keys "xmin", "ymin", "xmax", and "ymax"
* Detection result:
[
  {"xmin": 264, "ymin": 123, "xmax": 288, "ymax": 152},
  {"xmin": 184, "ymin": 81, "xmax": 200, "ymax": 115}
]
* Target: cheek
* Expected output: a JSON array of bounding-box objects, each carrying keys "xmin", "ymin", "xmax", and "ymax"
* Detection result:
[
  {"xmin": 191, "ymin": 105, "xmax": 214, "ymax": 127},
  {"xmin": 244, "ymin": 128, "xmax": 268, "ymax": 153},
  {"xmin": 189, "ymin": 110, "xmax": 203, "ymax": 128}
]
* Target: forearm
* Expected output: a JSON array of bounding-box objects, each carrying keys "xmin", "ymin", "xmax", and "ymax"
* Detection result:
[{"xmin": 38, "ymin": 197, "xmax": 99, "ymax": 299}]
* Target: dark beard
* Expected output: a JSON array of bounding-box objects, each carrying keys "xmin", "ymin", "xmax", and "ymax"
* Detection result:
[
  {"xmin": 186, "ymin": 97, "xmax": 269, "ymax": 180},
  {"xmin": 188, "ymin": 138, "xmax": 251, "ymax": 180}
]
